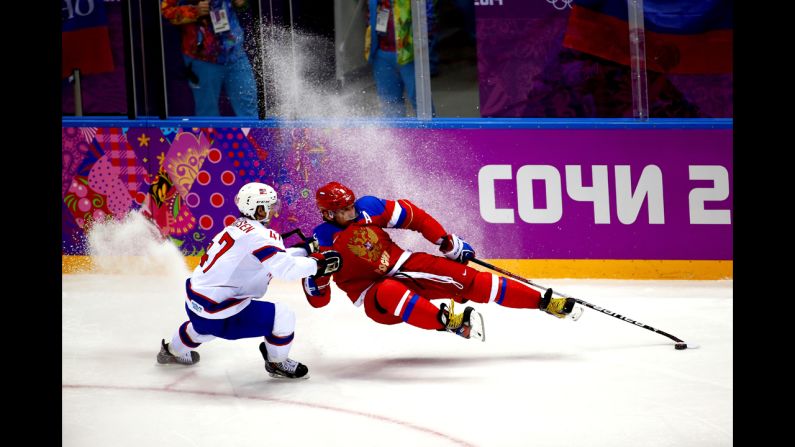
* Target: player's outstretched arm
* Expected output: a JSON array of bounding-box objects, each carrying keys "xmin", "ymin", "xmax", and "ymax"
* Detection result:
[
  {"xmin": 264, "ymin": 252, "xmax": 318, "ymax": 281},
  {"xmin": 265, "ymin": 249, "xmax": 342, "ymax": 282},
  {"xmin": 286, "ymin": 237, "xmax": 319, "ymax": 257},
  {"xmin": 383, "ymin": 198, "xmax": 448, "ymax": 243},
  {"xmin": 381, "ymin": 198, "xmax": 475, "ymax": 262}
]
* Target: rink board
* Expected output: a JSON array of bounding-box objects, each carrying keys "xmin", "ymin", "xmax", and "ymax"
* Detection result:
[
  {"xmin": 62, "ymin": 118, "xmax": 732, "ymax": 279},
  {"xmin": 61, "ymin": 255, "xmax": 731, "ymax": 279}
]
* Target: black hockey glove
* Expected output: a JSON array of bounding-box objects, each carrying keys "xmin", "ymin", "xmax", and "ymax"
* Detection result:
[{"xmin": 310, "ymin": 250, "xmax": 343, "ymax": 277}]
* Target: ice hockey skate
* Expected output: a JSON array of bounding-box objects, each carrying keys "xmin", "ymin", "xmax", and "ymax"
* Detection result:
[
  {"xmin": 438, "ymin": 299, "xmax": 485, "ymax": 341},
  {"xmin": 259, "ymin": 342, "xmax": 310, "ymax": 379},
  {"xmin": 156, "ymin": 339, "xmax": 200, "ymax": 365},
  {"xmin": 538, "ymin": 289, "xmax": 583, "ymax": 321}
]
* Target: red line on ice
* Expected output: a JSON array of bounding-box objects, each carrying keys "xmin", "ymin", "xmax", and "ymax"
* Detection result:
[{"xmin": 63, "ymin": 383, "xmax": 476, "ymax": 447}]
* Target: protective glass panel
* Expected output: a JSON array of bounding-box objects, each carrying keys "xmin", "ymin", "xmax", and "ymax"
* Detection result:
[
  {"xmin": 474, "ymin": 0, "xmax": 732, "ymax": 118},
  {"xmin": 62, "ymin": 0, "xmax": 128, "ymax": 115},
  {"xmin": 640, "ymin": 0, "xmax": 733, "ymax": 117},
  {"xmin": 161, "ymin": 0, "xmax": 260, "ymax": 117},
  {"xmin": 429, "ymin": 0, "xmax": 480, "ymax": 117}
]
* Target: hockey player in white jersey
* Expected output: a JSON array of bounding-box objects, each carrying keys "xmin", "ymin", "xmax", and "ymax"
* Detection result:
[{"xmin": 157, "ymin": 182, "xmax": 342, "ymax": 379}]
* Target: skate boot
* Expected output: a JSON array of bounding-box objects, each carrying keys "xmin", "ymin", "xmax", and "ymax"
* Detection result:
[
  {"xmin": 538, "ymin": 289, "xmax": 583, "ymax": 321},
  {"xmin": 437, "ymin": 299, "xmax": 485, "ymax": 342},
  {"xmin": 156, "ymin": 339, "xmax": 200, "ymax": 365},
  {"xmin": 259, "ymin": 342, "xmax": 309, "ymax": 379}
]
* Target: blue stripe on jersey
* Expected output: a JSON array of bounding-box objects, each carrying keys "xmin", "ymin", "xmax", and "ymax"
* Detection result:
[
  {"xmin": 401, "ymin": 294, "xmax": 420, "ymax": 322},
  {"xmin": 266, "ymin": 332, "xmax": 294, "ymax": 346},
  {"xmin": 355, "ymin": 196, "xmax": 388, "ymax": 222},
  {"xmin": 496, "ymin": 277, "xmax": 508, "ymax": 305},
  {"xmin": 253, "ymin": 245, "xmax": 283, "ymax": 262},
  {"xmin": 313, "ymin": 222, "xmax": 342, "ymax": 248},
  {"xmin": 186, "ymin": 278, "xmax": 247, "ymax": 314},
  {"xmin": 393, "ymin": 204, "xmax": 408, "ymax": 228}
]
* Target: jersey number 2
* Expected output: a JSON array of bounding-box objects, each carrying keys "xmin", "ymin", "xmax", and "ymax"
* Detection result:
[{"xmin": 199, "ymin": 232, "xmax": 235, "ymax": 272}]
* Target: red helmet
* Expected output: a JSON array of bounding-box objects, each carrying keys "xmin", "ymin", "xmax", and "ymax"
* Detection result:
[{"xmin": 316, "ymin": 182, "xmax": 356, "ymax": 211}]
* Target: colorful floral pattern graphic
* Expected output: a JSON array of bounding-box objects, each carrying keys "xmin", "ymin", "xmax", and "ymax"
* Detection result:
[
  {"xmin": 61, "ymin": 126, "xmax": 328, "ymax": 255},
  {"xmin": 88, "ymin": 153, "xmax": 134, "ymax": 216},
  {"xmin": 63, "ymin": 177, "xmax": 112, "ymax": 229},
  {"xmin": 164, "ymin": 131, "xmax": 210, "ymax": 200},
  {"xmin": 62, "ymin": 128, "xmax": 93, "ymax": 196}
]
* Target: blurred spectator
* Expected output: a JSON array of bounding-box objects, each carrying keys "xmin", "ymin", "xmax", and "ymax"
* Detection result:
[
  {"xmin": 162, "ymin": 0, "xmax": 258, "ymax": 116},
  {"xmin": 364, "ymin": 0, "xmax": 436, "ymax": 117},
  {"xmin": 477, "ymin": 0, "xmax": 731, "ymax": 118}
]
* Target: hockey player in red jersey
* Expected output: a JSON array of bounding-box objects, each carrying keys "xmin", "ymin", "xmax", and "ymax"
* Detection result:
[{"xmin": 298, "ymin": 181, "xmax": 583, "ymax": 341}]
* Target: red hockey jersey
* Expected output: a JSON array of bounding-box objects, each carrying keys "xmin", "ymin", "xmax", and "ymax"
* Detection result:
[{"xmin": 309, "ymin": 195, "xmax": 447, "ymax": 307}]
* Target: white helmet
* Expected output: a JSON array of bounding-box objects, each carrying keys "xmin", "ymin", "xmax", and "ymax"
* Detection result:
[{"xmin": 234, "ymin": 182, "xmax": 279, "ymax": 222}]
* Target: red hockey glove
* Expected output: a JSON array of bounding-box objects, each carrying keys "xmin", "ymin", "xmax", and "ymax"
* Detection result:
[
  {"xmin": 438, "ymin": 234, "xmax": 476, "ymax": 264},
  {"xmin": 302, "ymin": 274, "xmax": 331, "ymax": 307}
]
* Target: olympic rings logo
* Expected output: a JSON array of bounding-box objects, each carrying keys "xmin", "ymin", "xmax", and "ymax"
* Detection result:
[{"xmin": 546, "ymin": 0, "xmax": 573, "ymax": 10}]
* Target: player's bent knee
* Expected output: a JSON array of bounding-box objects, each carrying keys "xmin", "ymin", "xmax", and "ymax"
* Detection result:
[
  {"xmin": 464, "ymin": 272, "xmax": 498, "ymax": 304},
  {"xmin": 364, "ymin": 280, "xmax": 406, "ymax": 325},
  {"xmin": 372, "ymin": 279, "xmax": 409, "ymax": 312}
]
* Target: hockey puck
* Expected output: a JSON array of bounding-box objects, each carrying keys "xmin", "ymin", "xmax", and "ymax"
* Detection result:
[{"xmin": 674, "ymin": 342, "xmax": 687, "ymax": 350}]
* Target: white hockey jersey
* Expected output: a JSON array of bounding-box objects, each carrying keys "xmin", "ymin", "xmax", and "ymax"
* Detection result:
[{"xmin": 185, "ymin": 217, "xmax": 317, "ymax": 319}]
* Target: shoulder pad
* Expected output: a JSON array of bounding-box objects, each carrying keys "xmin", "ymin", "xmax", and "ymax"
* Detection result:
[
  {"xmin": 313, "ymin": 223, "xmax": 341, "ymax": 249},
  {"xmin": 355, "ymin": 196, "xmax": 387, "ymax": 221}
]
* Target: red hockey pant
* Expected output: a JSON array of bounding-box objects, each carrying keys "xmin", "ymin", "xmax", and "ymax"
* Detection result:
[{"xmin": 362, "ymin": 252, "xmax": 542, "ymax": 329}]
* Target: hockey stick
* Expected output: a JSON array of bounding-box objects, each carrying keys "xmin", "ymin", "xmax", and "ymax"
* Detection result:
[
  {"xmin": 280, "ymin": 228, "xmax": 324, "ymax": 256},
  {"xmin": 280, "ymin": 228, "xmax": 309, "ymax": 242},
  {"xmin": 469, "ymin": 258, "xmax": 696, "ymax": 350}
]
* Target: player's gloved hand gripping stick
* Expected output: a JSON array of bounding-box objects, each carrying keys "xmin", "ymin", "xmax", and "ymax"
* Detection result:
[
  {"xmin": 281, "ymin": 228, "xmax": 340, "ymax": 277},
  {"xmin": 282, "ymin": 228, "xmax": 317, "ymax": 253}
]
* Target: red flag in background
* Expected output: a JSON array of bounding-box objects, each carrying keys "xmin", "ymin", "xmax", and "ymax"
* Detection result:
[
  {"xmin": 563, "ymin": 0, "xmax": 732, "ymax": 74},
  {"xmin": 62, "ymin": 0, "xmax": 115, "ymax": 78}
]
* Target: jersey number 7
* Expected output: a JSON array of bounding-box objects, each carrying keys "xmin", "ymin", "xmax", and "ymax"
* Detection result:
[{"xmin": 199, "ymin": 232, "xmax": 236, "ymax": 272}]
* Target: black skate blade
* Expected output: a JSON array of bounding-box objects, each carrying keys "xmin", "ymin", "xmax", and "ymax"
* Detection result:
[{"xmin": 268, "ymin": 372, "xmax": 311, "ymax": 379}]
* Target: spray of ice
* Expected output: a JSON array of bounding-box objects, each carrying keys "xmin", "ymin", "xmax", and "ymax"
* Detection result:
[
  {"xmin": 256, "ymin": 24, "xmax": 485, "ymax": 253},
  {"xmin": 259, "ymin": 25, "xmax": 381, "ymax": 119},
  {"xmin": 85, "ymin": 212, "xmax": 190, "ymax": 278},
  {"xmin": 323, "ymin": 127, "xmax": 484, "ymax": 253}
]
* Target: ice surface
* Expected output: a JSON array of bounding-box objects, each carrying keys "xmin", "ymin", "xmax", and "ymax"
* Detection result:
[{"xmin": 63, "ymin": 274, "xmax": 732, "ymax": 447}]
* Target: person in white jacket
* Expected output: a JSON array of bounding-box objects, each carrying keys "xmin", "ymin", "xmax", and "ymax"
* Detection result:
[{"xmin": 156, "ymin": 182, "xmax": 341, "ymax": 379}]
